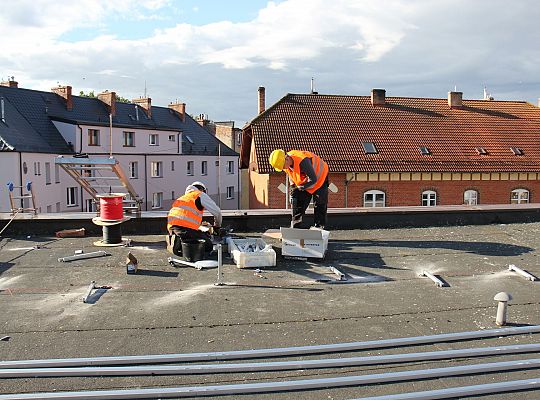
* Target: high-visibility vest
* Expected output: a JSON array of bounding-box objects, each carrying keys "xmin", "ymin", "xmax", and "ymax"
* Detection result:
[
  {"xmin": 167, "ymin": 190, "xmax": 204, "ymax": 231},
  {"xmin": 285, "ymin": 150, "xmax": 329, "ymax": 194}
]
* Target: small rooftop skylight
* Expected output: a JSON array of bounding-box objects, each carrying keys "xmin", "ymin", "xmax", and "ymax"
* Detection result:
[
  {"xmin": 185, "ymin": 135, "xmax": 194, "ymax": 144},
  {"xmin": 476, "ymin": 147, "xmax": 488, "ymax": 155},
  {"xmin": 511, "ymin": 147, "xmax": 523, "ymax": 155},
  {"xmin": 419, "ymin": 146, "xmax": 431, "ymax": 155},
  {"xmin": 362, "ymin": 142, "xmax": 378, "ymax": 154}
]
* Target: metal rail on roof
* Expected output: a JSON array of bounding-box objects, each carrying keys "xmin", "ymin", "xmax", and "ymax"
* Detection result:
[
  {"xmin": 1, "ymin": 343, "xmax": 539, "ymax": 378},
  {"xmin": 54, "ymin": 156, "xmax": 142, "ymax": 214},
  {"xmin": 1, "ymin": 325, "xmax": 539, "ymax": 369},
  {"xmin": 1, "ymin": 358, "xmax": 539, "ymax": 399}
]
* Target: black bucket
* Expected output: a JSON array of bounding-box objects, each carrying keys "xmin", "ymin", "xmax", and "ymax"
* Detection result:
[{"xmin": 181, "ymin": 239, "xmax": 206, "ymax": 262}]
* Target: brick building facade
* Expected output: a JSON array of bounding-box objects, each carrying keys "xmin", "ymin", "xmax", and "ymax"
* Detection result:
[{"xmin": 242, "ymin": 88, "xmax": 540, "ymax": 209}]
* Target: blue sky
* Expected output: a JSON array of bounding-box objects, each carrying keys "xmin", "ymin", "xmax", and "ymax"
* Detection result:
[{"xmin": 1, "ymin": 0, "xmax": 540, "ymax": 125}]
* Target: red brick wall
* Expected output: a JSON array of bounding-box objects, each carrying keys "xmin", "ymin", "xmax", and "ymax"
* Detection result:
[{"xmin": 249, "ymin": 171, "xmax": 539, "ymax": 208}]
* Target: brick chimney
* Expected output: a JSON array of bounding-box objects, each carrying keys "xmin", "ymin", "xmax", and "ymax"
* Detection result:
[
  {"xmin": 1, "ymin": 78, "xmax": 18, "ymax": 88},
  {"xmin": 97, "ymin": 90, "xmax": 116, "ymax": 116},
  {"xmin": 52, "ymin": 85, "xmax": 73, "ymax": 110},
  {"xmin": 132, "ymin": 97, "xmax": 151, "ymax": 118},
  {"xmin": 168, "ymin": 101, "xmax": 186, "ymax": 122},
  {"xmin": 371, "ymin": 89, "xmax": 386, "ymax": 106},
  {"xmin": 258, "ymin": 86, "xmax": 265, "ymax": 114},
  {"xmin": 448, "ymin": 91, "xmax": 463, "ymax": 108}
]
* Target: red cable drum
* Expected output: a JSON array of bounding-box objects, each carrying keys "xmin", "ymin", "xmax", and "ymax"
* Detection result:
[{"xmin": 97, "ymin": 194, "xmax": 125, "ymax": 221}]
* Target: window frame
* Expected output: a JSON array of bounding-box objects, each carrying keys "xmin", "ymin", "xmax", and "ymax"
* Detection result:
[
  {"xmin": 187, "ymin": 160, "xmax": 194, "ymax": 176},
  {"xmin": 363, "ymin": 189, "xmax": 386, "ymax": 207},
  {"xmin": 149, "ymin": 133, "xmax": 159, "ymax": 146},
  {"xmin": 464, "ymin": 189, "xmax": 478, "ymax": 205},
  {"xmin": 421, "ymin": 190, "xmax": 437, "ymax": 206},
  {"xmin": 168, "ymin": 134, "xmax": 176, "ymax": 142},
  {"xmin": 128, "ymin": 161, "xmax": 138, "ymax": 179},
  {"xmin": 152, "ymin": 192, "xmax": 163, "ymax": 209},
  {"xmin": 123, "ymin": 131, "xmax": 135, "ymax": 147},
  {"xmin": 362, "ymin": 142, "xmax": 378, "ymax": 154},
  {"xmin": 88, "ymin": 129, "xmax": 100, "ymax": 146},
  {"xmin": 511, "ymin": 188, "xmax": 529, "ymax": 204},
  {"xmin": 201, "ymin": 160, "xmax": 208, "ymax": 176},
  {"xmin": 45, "ymin": 162, "xmax": 51, "ymax": 185},
  {"xmin": 227, "ymin": 160, "xmax": 235, "ymax": 174},
  {"xmin": 226, "ymin": 186, "xmax": 234, "ymax": 200},
  {"xmin": 67, "ymin": 187, "xmax": 78, "ymax": 207},
  {"xmin": 150, "ymin": 161, "xmax": 163, "ymax": 178}
]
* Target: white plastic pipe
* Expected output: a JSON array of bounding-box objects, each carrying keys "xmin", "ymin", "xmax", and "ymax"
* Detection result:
[
  {"xmin": 1, "ymin": 325, "xmax": 539, "ymax": 369},
  {"xmin": 1, "ymin": 358, "xmax": 539, "ymax": 399},
  {"xmin": 509, "ymin": 264, "xmax": 538, "ymax": 281},
  {"xmin": 421, "ymin": 271, "xmax": 446, "ymax": 287},
  {"xmin": 1, "ymin": 343, "xmax": 538, "ymax": 378}
]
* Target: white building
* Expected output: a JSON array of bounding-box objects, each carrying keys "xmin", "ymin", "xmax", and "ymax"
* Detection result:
[{"xmin": 0, "ymin": 81, "xmax": 239, "ymax": 213}]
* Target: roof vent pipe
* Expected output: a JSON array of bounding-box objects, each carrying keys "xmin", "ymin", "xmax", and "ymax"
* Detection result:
[{"xmin": 1, "ymin": 97, "xmax": 4, "ymax": 123}]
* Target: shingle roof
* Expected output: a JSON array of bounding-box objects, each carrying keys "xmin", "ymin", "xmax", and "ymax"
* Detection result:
[
  {"xmin": 0, "ymin": 86, "xmax": 236, "ymax": 156},
  {"xmin": 242, "ymin": 93, "xmax": 540, "ymax": 174}
]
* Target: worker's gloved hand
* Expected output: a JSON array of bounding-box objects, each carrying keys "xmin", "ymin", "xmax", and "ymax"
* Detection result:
[
  {"xmin": 296, "ymin": 185, "xmax": 305, "ymax": 191},
  {"xmin": 212, "ymin": 225, "xmax": 221, "ymax": 236}
]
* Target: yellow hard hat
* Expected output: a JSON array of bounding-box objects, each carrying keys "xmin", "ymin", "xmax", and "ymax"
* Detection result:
[{"xmin": 269, "ymin": 149, "xmax": 286, "ymax": 172}]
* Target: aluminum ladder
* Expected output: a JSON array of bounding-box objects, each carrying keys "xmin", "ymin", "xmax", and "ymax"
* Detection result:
[
  {"xmin": 54, "ymin": 156, "xmax": 143, "ymax": 214},
  {"xmin": 6, "ymin": 181, "xmax": 38, "ymax": 215}
]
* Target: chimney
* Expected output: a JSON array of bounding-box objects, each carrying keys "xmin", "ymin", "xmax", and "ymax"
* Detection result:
[
  {"xmin": 448, "ymin": 91, "xmax": 463, "ymax": 108},
  {"xmin": 132, "ymin": 97, "xmax": 151, "ymax": 118},
  {"xmin": 97, "ymin": 90, "xmax": 116, "ymax": 116},
  {"xmin": 168, "ymin": 102, "xmax": 186, "ymax": 122},
  {"xmin": 371, "ymin": 89, "xmax": 386, "ymax": 106},
  {"xmin": 52, "ymin": 85, "xmax": 73, "ymax": 110},
  {"xmin": 258, "ymin": 86, "xmax": 265, "ymax": 114},
  {"xmin": 1, "ymin": 78, "xmax": 18, "ymax": 88}
]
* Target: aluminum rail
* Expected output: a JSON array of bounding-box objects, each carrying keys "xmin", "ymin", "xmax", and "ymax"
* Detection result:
[
  {"xmin": 355, "ymin": 377, "xmax": 540, "ymax": 399},
  {"xmin": 509, "ymin": 264, "xmax": 538, "ymax": 281},
  {"xmin": 421, "ymin": 271, "xmax": 446, "ymax": 287},
  {"xmin": 1, "ymin": 358, "xmax": 539, "ymax": 399},
  {"xmin": 2, "ymin": 343, "xmax": 539, "ymax": 378},
  {"xmin": 1, "ymin": 325, "xmax": 539, "ymax": 369}
]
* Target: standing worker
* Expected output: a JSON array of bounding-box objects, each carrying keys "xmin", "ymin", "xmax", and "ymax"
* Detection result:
[
  {"xmin": 269, "ymin": 149, "xmax": 329, "ymax": 229},
  {"xmin": 167, "ymin": 181, "xmax": 222, "ymax": 256}
]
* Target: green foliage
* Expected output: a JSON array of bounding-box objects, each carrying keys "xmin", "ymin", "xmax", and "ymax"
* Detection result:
[{"xmin": 79, "ymin": 90, "xmax": 130, "ymax": 103}]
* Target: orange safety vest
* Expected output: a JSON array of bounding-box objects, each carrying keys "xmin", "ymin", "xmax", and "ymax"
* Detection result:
[
  {"xmin": 167, "ymin": 190, "xmax": 204, "ymax": 231},
  {"xmin": 285, "ymin": 150, "xmax": 329, "ymax": 194}
]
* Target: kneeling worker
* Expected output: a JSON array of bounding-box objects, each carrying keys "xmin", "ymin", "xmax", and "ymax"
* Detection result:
[
  {"xmin": 167, "ymin": 181, "xmax": 222, "ymax": 256},
  {"xmin": 269, "ymin": 149, "xmax": 329, "ymax": 229}
]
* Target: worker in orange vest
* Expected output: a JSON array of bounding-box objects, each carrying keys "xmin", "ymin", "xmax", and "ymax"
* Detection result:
[
  {"xmin": 167, "ymin": 181, "xmax": 222, "ymax": 256},
  {"xmin": 269, "ymin": 149, "xmax": 329, "ymax": 229}
]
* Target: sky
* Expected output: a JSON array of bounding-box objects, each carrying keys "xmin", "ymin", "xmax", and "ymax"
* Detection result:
[{"xmin": 1, "ymin": 0, "xmax": 540, "ymax": 126}]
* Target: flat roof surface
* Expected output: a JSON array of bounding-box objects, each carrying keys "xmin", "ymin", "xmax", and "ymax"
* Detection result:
[{"xmin": 1, "ymin": 223, "xmax": 540, "ymax": 398}]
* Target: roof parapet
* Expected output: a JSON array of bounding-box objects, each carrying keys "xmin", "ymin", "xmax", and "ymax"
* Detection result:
[
  {"xmin": 448, "ymin": 91, "xmax": 463, "ymax": 109},
  {"xmin": 371, "ymin": 89, "xmax": 386, "ymax": 106},
  {"xmin": 52, "ymin": 85, "xmax": 73, "ymax": 111},
  {"xmin": 97, "ymin": 90, "xmax": 116, "ymax": 116}
]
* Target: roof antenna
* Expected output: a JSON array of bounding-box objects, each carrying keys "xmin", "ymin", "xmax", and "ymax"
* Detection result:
[
  {"xmin": 454, "ymin": 85, "xmax": 457, "ymax": 92},
  {"xmin": 310, "ymin": 77, "xmax": 318, "ymax": 94},
  {"xmin": 144, "ymin": 80, "xmax": 147, "ymax": 98}
]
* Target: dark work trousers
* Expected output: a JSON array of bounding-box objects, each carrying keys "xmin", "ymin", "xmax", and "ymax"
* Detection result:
[
  {"xmin": 170, "ymin": 226, "xmax": 213, "ymax": 255},
  {"xmin": 290, "ymin": 179, "xmax": 328, "ymax": 229}
]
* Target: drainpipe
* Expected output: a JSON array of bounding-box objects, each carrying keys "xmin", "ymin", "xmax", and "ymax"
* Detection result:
[
  {"xmin": 77, "ymin": 125, "xmax": 83, "ymax": 153},
  {"xmin": 237, "ymin": 156, "xmax": 240, "ymax": 210},
  {"xmin": 344, "ymin": 174, "xmax": 355, "ymax": 208},
  {"xmin": 144, "ymin": 154, "xmax": 148, "ymax": 211},
  {"xmin": 18, "ymin": 152, "xmax": 23, "ymax": 209}
]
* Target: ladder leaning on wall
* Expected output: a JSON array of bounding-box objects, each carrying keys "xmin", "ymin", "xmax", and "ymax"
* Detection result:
[
  {"xmin": 6, "ymin": 181, "xmax": 38, "ymax": 215},
  {"xmin": 54, "ymin": 156, "xmax": 143, "ymax": 215}
]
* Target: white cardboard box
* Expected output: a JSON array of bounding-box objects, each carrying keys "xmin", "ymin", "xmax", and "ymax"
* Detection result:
[
  {"xmin": 227, "ymin": 237, "xmax": 276, "ymax": 269},
  {"xmin": 280, "ymin": 227, "xmax": 330, "ymax": 259}
]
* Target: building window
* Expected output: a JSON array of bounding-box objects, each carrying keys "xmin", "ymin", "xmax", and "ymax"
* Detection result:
[
  {"xmin": 168, "ymin": 134, "xmax": 175, "ymax": 142},
  {"xmin": 226, "ymin": 186, "xmax": 234, "ymax": 199},
  {"xmin": 123, "ymin": 131, "xmax": 135, "ymax": 147},
  {"xmin": 419, "ymin": 147, "xmax": 431, "ymax": 155},
  {"xmin": 464, "ymin": 190, "xmax": 478, "ymax": 205},
  {"xmin": 85, "ymin": 199, "xmax": 95, "ymax": 212},
  {"xmin": 149, "ymin": 134, "xmax": 159, "ymax": 146},
  {"xmin": 187, "ymin": 161, "xmax": 194, "ymax": 176},
  {"xmin": 171, "ymin": 161, "xmax": 175, "ymax": 171},
  {"xmin": 46, "ymin": 205, "xmax": 52, "ymax": 213},
  {"xmin": 227, "ymin": 160, "xmax": 235, "ymax": 174},
  {"xmin": 34, "ymin": 162, "xmax": 41, "ymax": 176},
  {"xmin": 88, "ymin": 129, "xmax": 100, "ymax": 146},
  {"xmin": 511, "ymin": 147, "xmax": 523, "ymax": 155},
  {"xmin": 172, "ymin": 191, "xmax": 175, "ymax": 200},
  {"xmin": 201, "ymin": 161, "xmax": 208, "ymax": 175},
  {"xmin": 67, "ymin": 187, "xmax": 78, "ymax": 206},
  {"xmin": 151, "ymin": 161, "xmax": 162, "ymax": 178},
  {"xmin": 363, "ymin": 190, "xmax": 385, "ymax": 207},
  {"xmin": 236, "ymin": 131, "xmax": 242, "ymax": 146},
  {"xmin": 152, "ymin": 192, "xmax": 163, "ymax": 209},
  {"xmin": 511, "ymin": 188, "xmax": 529, "ymax": 204},
  {"xmin": 422, "ymin": 190, "xmax": 437, "ymax": 206},
  {"xmin": 45, "ymin": 162, "xmax": 51, "ymax": 185},
  {"xmin": 362, "ymin": 142, "xmax": 378, "ymax": 154},
  {"xmin": 128, "ymin": 161, "xmax": 138, "ymax": 179},
  {"xmin": 54, "ymin": 164, "xmax": 60, "ymax": 183}
]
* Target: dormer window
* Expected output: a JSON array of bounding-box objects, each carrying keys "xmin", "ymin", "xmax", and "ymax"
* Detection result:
[
  {"xmin": 476, "ymin": 147, "xmax": 488, "ymax": 155},
  {"xmin": 511, "ymin": 147, "xmax": 523, "ymax": 155},
  {"xmin": 362, "ymin": 142, "xmax": 378, "ymax": 154},
  {"xmin": 419, "ymin": 146, "xmax": 431, "ymax": 155}
]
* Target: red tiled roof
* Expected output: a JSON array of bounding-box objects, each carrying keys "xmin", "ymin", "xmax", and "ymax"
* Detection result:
[{"xmin": 242, "ymin": 94, "xmax": 540, "ymax": 174}]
